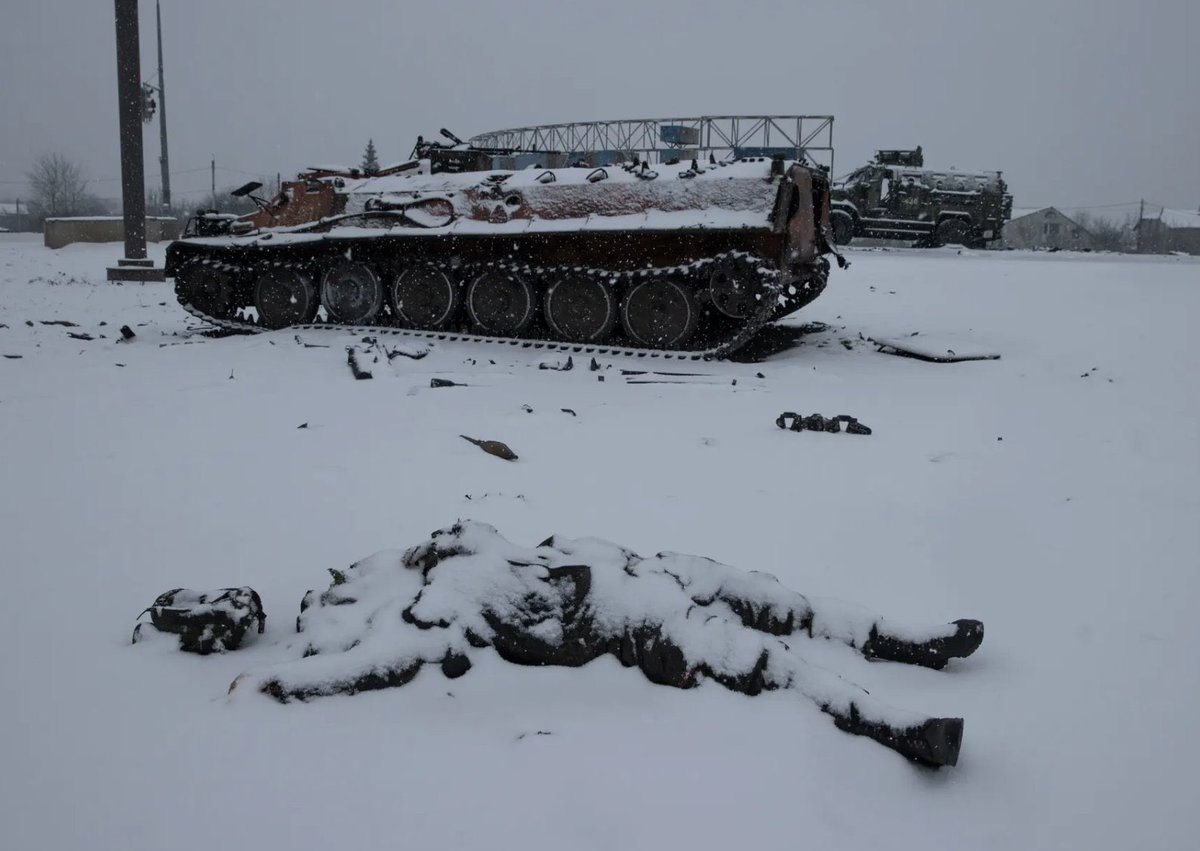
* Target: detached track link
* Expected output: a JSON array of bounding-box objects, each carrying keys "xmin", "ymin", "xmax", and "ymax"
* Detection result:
[{"xmin": 176, "ymin": 252, "xmax": 785, "ymax": 362}]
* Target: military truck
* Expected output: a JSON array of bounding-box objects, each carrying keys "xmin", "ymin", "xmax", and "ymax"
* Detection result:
[{"xmin": 830, "ymin": 147, "xmax": 1011, "ymax": 248}]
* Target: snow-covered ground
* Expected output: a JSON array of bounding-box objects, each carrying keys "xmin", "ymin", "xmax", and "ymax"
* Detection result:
[{"xmin": 2, "ymin": 232, "xmax": 1198, "ymax": 850}]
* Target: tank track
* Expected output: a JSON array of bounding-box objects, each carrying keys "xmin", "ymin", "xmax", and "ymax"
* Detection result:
[{"xmin": 175, "ymin": 252, "xmax": 819, "ymax": 362}]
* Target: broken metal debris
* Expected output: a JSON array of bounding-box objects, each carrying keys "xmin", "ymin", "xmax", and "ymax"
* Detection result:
[
  {"xmin": 539, "ymin": 356, "xmax": 574, "ymax": 371},
  {"xmin": 872, "ymin": 337, "xmax": 1000, "ymax": 363},
  {"xmin": 430, "ymin": 377, "xmax": 465, "ymax": 388},
  {"xmin": 346, "ymin": 346, "xmax": 373, "ymax": 380},
  {"xmin": 294, "ymin": 334, "xmax": 329, "ymax": 349},
  {"xmin": 776, "ymin": 412, "xmax": 873, "ymax": 435},
  {"xmin": 460, "ymin": 435, "xmax": 518, "ymax": 461}
]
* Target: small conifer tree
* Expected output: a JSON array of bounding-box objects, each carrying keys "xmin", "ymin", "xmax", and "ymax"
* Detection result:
[{"xmin": 361, "ymin": 139, "xmax": 380, "ymax": 176}]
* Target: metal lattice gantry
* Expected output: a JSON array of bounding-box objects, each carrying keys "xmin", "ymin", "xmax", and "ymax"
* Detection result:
[{"xmin": 468, "ymin": 115, "xmax": 835, "ymax": 172}]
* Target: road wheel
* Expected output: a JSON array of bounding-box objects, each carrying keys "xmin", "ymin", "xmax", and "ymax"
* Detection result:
[
  {"xmin": 830, "ymin": 211, "xmax": 855, "ymax": 245},
  {"xmin": 936, "ymin": 218, "xmax": 972, "ymax": 246},
  {"xmin": 176, "ymin": 262, "xmax": 237, "ymax": 319},
  {"xmin": 621, "ymin": 278, "xmax": 698, "ymax": 349},
  {"xmin": 466, "ymin": 269, "xmax": 537, "ymax": 336},
  {"xmin": 320, "ymin": 261, "xmax": 383, "ymax": 324},
  {"xmin": 254, "ymin": 267, "xmax": 318, "ymax": 329},
  {"xmin": 707, "ymin": 259, "xmax": 757, "ymax": 319},
  {"xmin": 544, "ymin": 274, "xmax": 618, "ymax": 343},
  {"xmin": 391, "ymin": 266, "xmax": 460, "ymax": 329}
]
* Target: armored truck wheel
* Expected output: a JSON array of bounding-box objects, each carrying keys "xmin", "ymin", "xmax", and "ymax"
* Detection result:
[
  {"xmin": 254, "ymin": 267, "xmax": 318, "ymax": 329},
  {"xmin": 830, "ymin": 210, "xmax": 855, "ymax": 246},
  {"xmin": 466, "ymin": 269, "xmax": 537, "ymax": 335},
  {"xmin": 621, "ymin": 278, "xmax": 699, "ymax": 348},
  {"xmin": 544, "ymin": 274, "xmax": 619, "ymax": 343},
  {"xmin": 176, "ymin": 262, "xmax": 237, "ymax": 319},
  {"xmin": 936, "ymin": 218, "xmax": 972, "ymax": 247},
  {"xmin": 320, "ymin": 261, "xmax": 384, "ymax": 324},
  {"xmin": 391, "ymin": 266, "xmax": 460, "ymax": 330}
]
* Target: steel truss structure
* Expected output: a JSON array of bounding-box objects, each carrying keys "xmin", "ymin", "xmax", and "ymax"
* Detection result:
[{"xmin": 469, "ymin": 115, "xmax": 835, "ymax": 171}]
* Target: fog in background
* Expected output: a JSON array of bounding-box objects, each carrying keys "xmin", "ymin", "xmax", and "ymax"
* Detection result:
[{"xmin": 1, "ymin": 0, "xmax": 1196, "ymax": 212}]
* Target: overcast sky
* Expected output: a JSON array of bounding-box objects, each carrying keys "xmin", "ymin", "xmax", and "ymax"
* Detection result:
[{"xmin": 1, "ymin": 0, "xmax": 1196, "ymax": 213}]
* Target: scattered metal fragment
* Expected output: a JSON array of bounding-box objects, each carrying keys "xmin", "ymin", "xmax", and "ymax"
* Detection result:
[
  {"xmin": 40, "ymin": 320, "xmax": 79, "ymax": 327},
  {"xmin": 589, "ymin": 358, "xmax": 601, "ymax": 371},
  {"xmin": 561, "ymin": 408, "xmax": 576, "ymax": 416},
  {"xmin": 515, "ymin": 731, "xmax": 554, "ymax": 741},
  {"xmin": 346, "ymin": 346, "xmax": 373, "ymax": 380},
  {"xmin": 67, "ymin": 332, "xmax": 95, "ymax": 341},
  {"xmin": 119, "ymin": 325, "xmax": 136, "ymax": 340},
  {"xmin": 384, "ymin": 344, "xmax": 428, "ymax": 361},
  {"xmin": 294, "ymin": 334, "xmax": 329, "ymax": 348},
  {"xmin": 521, "ymin": 404, "xmax": 534, "ymax": 413},
  {"xmin": 620, "ymin": 369, "xmax": 708, "ymax": 377},
  {"xmin": 430, "ymin": 377, "xmax": 465, "ymax": 388},
  {"xmin": 297, "ymin": 422, "xmax": 309, "ymax": 429},
  {"xmin": 539, "ymin": 356, "xmax": 574, "ymax": 371},
  {"xmin": 872, "ymin": 336, "xmax": 1000, "ymax": 363},
  {"xmin": 776, "ymin": 412, "xmax": 872, "ymax": 435},
  {"xmin": 3, "ymin": 354, "xmax": 22, "ymax": 359},
  {"xmin": 460, "ymin": 435, "xmax": 518, "ymax": 461}
]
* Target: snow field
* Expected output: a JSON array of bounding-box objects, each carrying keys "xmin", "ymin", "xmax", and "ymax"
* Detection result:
[{"xmin": 1, "ymin": 233, "xmax": 1198, "ymax": 849}]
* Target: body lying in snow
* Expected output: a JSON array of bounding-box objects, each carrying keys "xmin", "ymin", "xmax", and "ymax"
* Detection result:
[{"xmin": 231, "ymin": 521, "xmax": 983, "ymax": 767}]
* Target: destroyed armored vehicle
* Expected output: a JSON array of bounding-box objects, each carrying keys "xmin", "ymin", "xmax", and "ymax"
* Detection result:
[
  {"xmin": 830, "ymin": 147, "xmax": 1012, "ymax": 248},
  {"xmin": 166, "ymin": 154, "xmax": 838, "ymax": 358}
]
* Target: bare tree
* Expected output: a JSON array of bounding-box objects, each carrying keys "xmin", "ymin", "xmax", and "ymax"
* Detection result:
[
  {"xmin": 26, "ymin": 153, "xmax": 92, "ymax": 219},
  {"xmin": 1076, "ymin": 212, "xmax": 1135, "ymax": 253}
]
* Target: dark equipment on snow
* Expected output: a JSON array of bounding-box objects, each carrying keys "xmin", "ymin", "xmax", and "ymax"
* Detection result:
[
  {"xmin": 776, "ymin": 412, "xmax": 872, "ymax": 434},
  {"xmin": 132, "ymin": 587, "xmax": 266, "ymax": 654}
]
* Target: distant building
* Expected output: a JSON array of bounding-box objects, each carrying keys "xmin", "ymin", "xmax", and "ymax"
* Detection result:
[
  {"xmin": 1003, "ymin": 207, "xmax": 1094, "ymax": 250},
  {"xmin": 0, "ymin": 201, "xmax": 29, "ymax": 232},
  {"xmin": 1137, "ymin": 208, "xmax": 1200, "ymax": 255}
]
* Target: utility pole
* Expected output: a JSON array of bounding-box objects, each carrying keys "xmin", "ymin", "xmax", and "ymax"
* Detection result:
[
  {"xmin": 1137, "ymin": 199, "xmax": 1145, "ymax": 254},
  {"xmin": 211, "ymin": 156, "xmax": 216, "ymax": 197},
  {"xmin": 108, "ymin": 0, "xmax": 164, "ymax": 282},
  {"xmin": 156, "ymin": 0, "xmax": 170, "ymax": 211}
]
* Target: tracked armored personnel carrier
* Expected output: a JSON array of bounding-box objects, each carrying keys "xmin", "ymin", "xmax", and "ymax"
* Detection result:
[
  {"xmin": 166, "ymin": 118, "xmax": 839, "ymax": 360},
  {"xmin": 830, "ymin": 147, "xmax": 1011, "ymax": 248}
]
